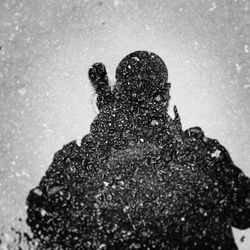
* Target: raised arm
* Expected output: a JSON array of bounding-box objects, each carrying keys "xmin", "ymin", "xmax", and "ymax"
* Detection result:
[
  {"xmin": 206, "ymin": 139, "xmax": 250, "ymax": 229},
  {"xmin": 184, "ymin": 127, "xmax": 250, "ymax": 229}
]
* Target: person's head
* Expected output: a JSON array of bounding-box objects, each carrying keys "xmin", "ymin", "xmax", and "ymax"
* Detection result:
[{"xmin": 113, "ymin": 51, "xmax": 171, "ymax": 110}]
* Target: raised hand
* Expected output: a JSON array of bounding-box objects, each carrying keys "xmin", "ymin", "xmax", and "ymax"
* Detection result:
[
  {"xmin": 88, "ymin": 62, "xmax": 109, "ymax": 95},
  {"xmin": 88, "ymin": 62, "xmax": 114, "ymax": 110}
]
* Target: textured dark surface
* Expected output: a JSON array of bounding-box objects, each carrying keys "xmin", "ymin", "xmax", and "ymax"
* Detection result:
[
  {"xmin": 1, "ymin": 1, "xmax": 250, "ymax": 249},
  {"xmin": 26, "ymin": 51, "xmax": 250, "ymax": 249}
]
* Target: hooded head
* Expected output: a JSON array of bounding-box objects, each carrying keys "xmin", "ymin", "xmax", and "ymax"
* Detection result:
[
  {"xmin": 113, "ymin": 51, "xmax": 171, "ymax": 109},
  {"xmin": 90, "ymin": 51, "xmax": 181, "ymax": 148}
]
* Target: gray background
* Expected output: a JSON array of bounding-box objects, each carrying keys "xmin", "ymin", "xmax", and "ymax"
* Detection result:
[{"xmin": 0, "ymin": 0, "xmax": 249, "ymax": 248}]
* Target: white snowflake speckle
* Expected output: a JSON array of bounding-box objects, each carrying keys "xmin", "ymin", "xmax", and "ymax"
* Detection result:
[
  {"xmin": 211, "ymin": 149, "xmax": 221, "ymax": 158},
  {"xmin": 17, "ymin": 88, "xmax": 27, "ymax": 96},
  {"xmin": 209, "ymin": 2, "xmax": 217, "ymax": 11},
  {"xmin": 244, "ymin": 45, "xmax": 249, "ymax": 53},
  {"xmin": 235, "ymin": 63, "xmax": 242, "ymax": 73},
  {"xmin": 103, "ymin": 181, "xmax": 109, "ymax": 187}
]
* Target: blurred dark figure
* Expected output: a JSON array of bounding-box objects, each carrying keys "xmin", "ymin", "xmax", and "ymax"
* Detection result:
[{"xmin": 26, "ymin": 51, "xmax": 250, "ymax": 250}]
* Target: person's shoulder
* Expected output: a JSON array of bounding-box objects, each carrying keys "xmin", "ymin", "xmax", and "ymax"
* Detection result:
[
  {"xmin": 53, "ymin": 139, "xmax": 81, "ymax": 160},
  {"xmin": 39, "ymin": 133, "xmax": 98, "ymax": 187},
  {"xmin": 46, "ymin": 134, "xmax": 96, "ymax": 170}
]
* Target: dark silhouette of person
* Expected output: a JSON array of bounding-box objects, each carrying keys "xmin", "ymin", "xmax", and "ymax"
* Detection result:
[{"xmin": 26, "ymin": 51, "xmax": 250, "ymax": 250}]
